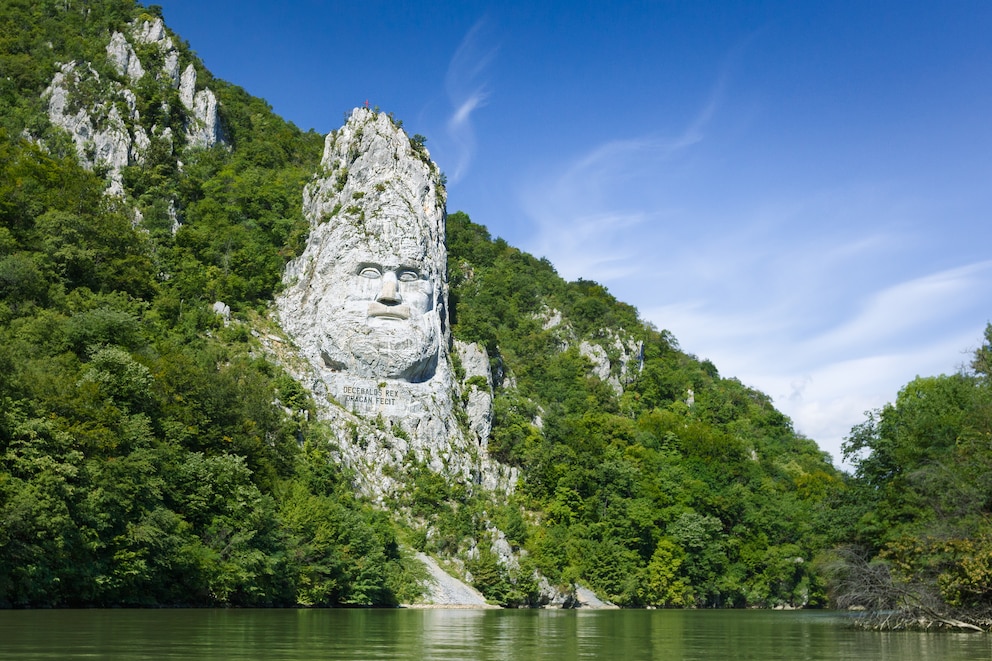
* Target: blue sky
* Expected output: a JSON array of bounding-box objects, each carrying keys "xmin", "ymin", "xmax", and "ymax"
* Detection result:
[{"xmin": 154, "ymin": 1, "xmax": 992, "ymax": 468}]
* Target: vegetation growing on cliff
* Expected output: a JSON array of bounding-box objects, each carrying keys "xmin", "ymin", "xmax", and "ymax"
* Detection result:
[
  {"xmin": 444, "ymin": 212, "xmax": 842, "ymax": 607},
  {"xmin": 0, "ymin": 0, "xmax": 411, "ymax": 607},
  {"xmin": 1, "ymin": 0, "xmax": 989, "ymax": 623}
]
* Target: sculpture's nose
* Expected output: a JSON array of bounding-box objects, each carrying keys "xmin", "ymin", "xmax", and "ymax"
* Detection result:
[{"xmin": 376, "ymin": 271, "xmax": 401, "ymax": 305}]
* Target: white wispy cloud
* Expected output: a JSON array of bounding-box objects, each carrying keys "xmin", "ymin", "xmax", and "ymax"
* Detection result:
[
  {"xmin": 643, "ymin": 260, "xmax": 992, "ymax": 467},
  {"xmin": 527, "ymin": 138, "xmax": 992, "ymax": 468},
  {"xmin": 445, "ymin": 20, "xmax": 496, "ymax": 183},
  {"xmin": 514, "ymin": 35, "xmax": 992, "ymax": 470},
  {"xmin": 760, "ymin": 327, "xmax": 987, "ymax": 467},
  {"xmin": 523, "ymin": 138, "xmax": 700, "ymax": 283},
  {"xmin": 520, "ymin": 63, "xmax": 733, "ymax": 284},
  {"xmin": 803, "ymin": 261, "xmax": 992, "ymax": 357}
]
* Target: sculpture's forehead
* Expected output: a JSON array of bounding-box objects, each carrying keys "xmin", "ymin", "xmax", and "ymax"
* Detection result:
[
  {"xmin": 318, "ymin": 217, "xmax": 444, "ymax": 275},
  {"xmin": 336, "ymin": 246, "xmax": 430, "ymax": 272}
]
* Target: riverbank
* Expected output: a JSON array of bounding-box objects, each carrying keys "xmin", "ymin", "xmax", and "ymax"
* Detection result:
[{"xmin": 402, "ymin": 553, "xmax": 621, "ymax": 610}]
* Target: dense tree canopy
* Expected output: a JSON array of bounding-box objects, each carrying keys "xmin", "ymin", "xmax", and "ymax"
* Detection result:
[
  {"xmin": 444, "ymin": 211, "xmax": 842, "ymax": 607},
  {"xmin": 0, "ymin": 0, "xmax": 415, "ymax": 607},
  {"xmin": 7, "ymin": 0, "xmax": 986, "ymax": 621},
  {"xmin": 832, "ymin": 328, "xmax": 992, "ymax": 628}
]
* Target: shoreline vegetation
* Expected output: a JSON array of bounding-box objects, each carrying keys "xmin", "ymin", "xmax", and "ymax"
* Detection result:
[
  {"xmin": 0, "ymin": 0, "xmax": 989, "ymax": 628},
  {"xmin": 828, "ymin": 548, "xmax": 991, "ymax": 633}
]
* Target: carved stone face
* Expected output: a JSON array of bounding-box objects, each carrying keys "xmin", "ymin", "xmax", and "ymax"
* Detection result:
[
  {"xmin": 280, "ymin": 108, "xmax": 448, "ymax": 385},
  {"xmin": 316, "ymin": 241, "xmax": 441, "ymax": 382}
]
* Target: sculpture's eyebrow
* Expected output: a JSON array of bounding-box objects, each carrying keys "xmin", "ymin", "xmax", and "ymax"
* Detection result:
[
  {"xmin": 348, "ymin": 253, "xmax": 425, "ymax": 273},
  {"xmin": 354, "ymin": 260, "xmax": 383, "ymax": 273}
]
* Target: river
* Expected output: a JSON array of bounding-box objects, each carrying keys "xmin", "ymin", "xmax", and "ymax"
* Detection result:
[{"xmin": 0, "ymin": 608, "xmax": 988, "ymax": 660}]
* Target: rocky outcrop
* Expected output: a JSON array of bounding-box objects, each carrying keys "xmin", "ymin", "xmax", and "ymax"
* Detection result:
[
  {"xmin": 276, "ymin": 108, "xmax": 515, "ymax": 501},
  {"xmin": 44, "ymin": 62, "xmax": 137, "ymax": 196},
  {"xmin": 535, "ymin": 306, "xmax": 638, "ymax": 396},
  {"xmin": 541, "ymin": 307, "xmax": 563, "ymax": 331},
  {"xmin": 578, "ymin": 334, "xmax": 640, "ymax": 396},
  {"xmin": 575, "ymin": 586, "xmax": 619, "ymax": 609},
  {"xmin": 455, "ymin": 340, "xmax": 494, "ymax": 445},
  {"xmin": 134, "ymin": 16, "xmax": 167, "ymax": 44},
  {"xmin": 536, "ymin": 307, "xmax": 640, "ymax": 395},
  {"xmin": 588, "ymin": 333, "xmax": 641, "ymax": 395},
  {"xmin": 106, "ymin": 31, "xmax": 144, "ymax": 82},
  {"xmin": 132, "ymin": 17, "xmax": 181, "ymax": 86},
  {"xmin": 132, "ymin": 18, "xmax": 220, "ymax": 147},
  {"xmin": 412, "ymin": 553, "xmax": 497, "ymax": 608},
  {"xmin": 579, "ymin": 341, "xmax": 612, "ymax": 385},
  {"xmin": 43, "ymin": 17, "xmax": 221, "ymax": 196},
  {"xmin": 178, "ymin": 64, "xmax": 221, "ymax": 148}
]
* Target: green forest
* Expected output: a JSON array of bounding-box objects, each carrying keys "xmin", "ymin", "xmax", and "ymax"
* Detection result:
[{"xmin": 0, "ymin": 0, "xmax": 990, "ymax": 628}]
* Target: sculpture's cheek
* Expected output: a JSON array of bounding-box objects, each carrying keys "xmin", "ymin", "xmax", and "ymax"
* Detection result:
[
  {"xmin": 401, "ymin": 288, "xmax": 432, "ymax": 315},
  {"xmin": 342, "ymin": 276, "xmax": 380, "ymax": 301}
]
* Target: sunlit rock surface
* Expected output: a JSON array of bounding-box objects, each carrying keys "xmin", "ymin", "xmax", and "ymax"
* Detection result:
[
  {"xmin": 44, "ymin": 62, "xmax": 135, "ymax": 196},
  {"xmin": 578, "ymin": 331, "xmax": 640, "ymax": 396},
  {"xmin": 178, "ymin": 64, "xmax": 221, "ymax": 148},
  {"xmin": 44, "ymin": 17, "xmax": 221, "ymax": 196},
  {"xmin": 277, "ymin": 108, "xmax": 515, "ymax": 501},
  {"xmin": 454, "ymin": 340, "xmax": 494, "ymax": 445},
  {"xmin": 106, "ymin": 30, "xmax": 144, "ymax": 82}
]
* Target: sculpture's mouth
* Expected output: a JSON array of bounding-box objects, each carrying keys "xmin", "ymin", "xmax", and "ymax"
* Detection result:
[{"xmin": 368, "ymin": 302, "xmax": 410, "ymax": 320}]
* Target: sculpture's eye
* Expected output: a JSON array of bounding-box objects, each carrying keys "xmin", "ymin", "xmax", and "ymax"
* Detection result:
[
  {"xmin": 397, "ymin": 270, "xmax": 419, "ymax": 282},
  {"xmin": 359, "ymin": 267, "xmax": 381, "ymax": 279}
]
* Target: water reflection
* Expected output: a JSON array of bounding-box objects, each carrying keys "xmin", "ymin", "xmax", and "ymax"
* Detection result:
[{"xmin": 0, "ymin": 609, "xmax": 989, "ymax": 660}]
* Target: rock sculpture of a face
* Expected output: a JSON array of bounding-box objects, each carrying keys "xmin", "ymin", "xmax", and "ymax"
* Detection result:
[
  {"xmin": 276, "ymin": 109, "xmax": 517, "ymax": 500},
  {"xmin": 279, "ymin": 108, "xmax": 447, "ymax": 384},
  {"xmin": 314, "ymin": 212, "xmax": 441, "ymax": 382}
]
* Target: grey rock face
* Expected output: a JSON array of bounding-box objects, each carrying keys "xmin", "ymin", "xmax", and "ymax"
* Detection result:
[
  {"xmin": 539, "ymin": 304, "xmax": 639, "ymax": 396},
  {"xmin": 179, "ymin": 64, "xmax": 221, "ymax": 148},
  {"xmin": 282, "ymin": 108, "xmax": 447, "ymax": 384},
  {"xmin": 131, "ymin": 18, "xmax": 181, "ymax": 85},
  {"xmin": 414, "ymin": 552, "xmax": 496, "ymax": 607},
  {"xmin": 212, "ymin": 301, "xmax": 232, "ymax": 325},
  {"xmin": 277, "ymin": 108, "xmax": 514, "ymax": 500},
  {"xmin": 455, "ymin": 340, "xmax": 494, "ymax": 444},
  {"xmin": 133, "ymin": 17, "xmax": 167, "ymax": 44},
  {"xmin": 43, "ymin": 19, "xmax": 222, "ymax": 196},
  {"xmin": 178, "ymin": 64, "xmax": 197, "ymax": 109},
  {"xmin": 44, "ymin": 62, "xmax": 135, "ymax": 196},
  {"xmin": 107, "ymin": 31, "xmax": 145, "ymax": 81},
  {"xmin": 163, "ymin": 50, "xmax": 180, "ymax": 87},
  {"xmin": 578, "ymin": 335, "xmax": 641, "ymax": 396},
  {"xmin": 541, "ymin": 307, "xmax": 563, "ymax": 330}
]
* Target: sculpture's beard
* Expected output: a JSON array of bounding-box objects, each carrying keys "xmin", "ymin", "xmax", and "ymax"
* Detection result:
[{"xmin": 319, "ymin": 310, "xmax": 440, "ymax": 382}]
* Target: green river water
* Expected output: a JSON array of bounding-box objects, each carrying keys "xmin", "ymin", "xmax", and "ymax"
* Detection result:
[{"xmin": 0, "ymin": 608, "xmax": 989, "ymax": 660}]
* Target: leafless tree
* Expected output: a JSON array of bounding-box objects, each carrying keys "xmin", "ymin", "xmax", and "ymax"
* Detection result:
[{"xmin": 824, "ymin": 546, "xmax": 985, "ymax": 632}]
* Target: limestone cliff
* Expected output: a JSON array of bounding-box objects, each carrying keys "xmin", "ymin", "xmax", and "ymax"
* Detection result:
[
  {"xmin": 454, "ymin": 339, "xmax": 494, "ymax": 446},
  {"xmin": 276, "ymin": 108, "xmax": 515, "ymax": 503},
  {"xmin": 539, "ymin": 307, "xmax": 642, "ymax": 395},
  {"xmin": 43, "ymin": 17, "xmax": 221, "ymax": 197}
]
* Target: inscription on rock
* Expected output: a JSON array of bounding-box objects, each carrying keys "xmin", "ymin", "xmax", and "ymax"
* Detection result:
[
  {"xmin": 276, "ymin": 107, "xmax": 515, "ymax": 498},
  {"xmin": 278, "ymin": 107, "xmax": 453, "ymax": 426},
  {"xmin": 342, "ymin": 385, "xmax": 401, "ymax": 408}
]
